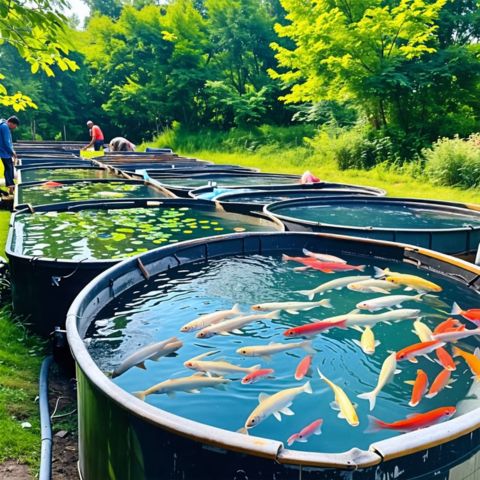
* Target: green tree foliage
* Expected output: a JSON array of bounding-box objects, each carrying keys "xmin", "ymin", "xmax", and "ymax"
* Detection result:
[{"xmin": 0, "ymin": 0, "xmax": 78, "ymax": 111}]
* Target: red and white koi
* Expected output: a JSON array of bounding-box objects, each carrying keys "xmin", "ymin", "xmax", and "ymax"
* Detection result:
[
  {"xmin": 302, "ymin": 248, "xmax": 346, "ymax": 264},
  {"xmin": 287, "ymin": 419, "xmax": 323, "ymax": 446},
  {"xmin": 295, "ymin": 355, "xmax": 313, "ymax": 381},
  {"xmin": 396, "ymin": 340, "xmax": 445, "ymax": 363},
  {"xmin": 241, "ymin": 368, "xmax": 275, "ymax": 385},
  {"xmin": 282, "ymin": 254, "xmax": 366, "ymax": 274},
  {"xmin": 283, "ymin": 319, "xmax": 347, "ymax": 338},
  {"xmin": 433, "ymin": 318, "xmax": 465, "ymax": 335},
  {"xmin": 451, "ymin": 302, "xmax": 480, "ymax": 325}
]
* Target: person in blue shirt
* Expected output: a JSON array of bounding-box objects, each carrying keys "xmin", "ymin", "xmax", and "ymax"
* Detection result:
[{"xmin": 0, "ymin": 116, "xmax": 19, "ymax": 195}]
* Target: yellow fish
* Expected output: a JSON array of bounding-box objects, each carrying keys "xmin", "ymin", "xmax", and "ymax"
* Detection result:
[
  {"xmin": 352, "ymin": 326, "xmax": 380, "ymax": 355},
  {"xmin": 317, "ymin": 369, "xmax": 359, "ymax": 427}
]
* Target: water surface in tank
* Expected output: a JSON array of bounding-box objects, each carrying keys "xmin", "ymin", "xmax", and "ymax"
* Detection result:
[{"xmin": 20, "ymin": 168, "xmax": 119, "ymax": 183}]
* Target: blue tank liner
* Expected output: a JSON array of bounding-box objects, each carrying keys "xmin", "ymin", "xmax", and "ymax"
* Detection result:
[
  {"xmin": 7, "ymin": 199, "xmax": 283, "ymax": 337},
  {"xmin": 265, "ymin": 196, "xmax": 480, "ymax": 258},
  {"xmin": 145, "ymin": 147, "xmax": 174, "ymax": 154},
  {"xmin": 66, "ymin": 231, "xmax": 480, "ymax": 479},
  {"xmin": 14, "ymin": 178, "xmax": 174, "ymax": 210}
]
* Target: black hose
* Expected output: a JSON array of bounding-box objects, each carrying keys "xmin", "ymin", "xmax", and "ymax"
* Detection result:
[{"xmin": 39, "ymin": 355, "xmax": 53, "ymax": 480}]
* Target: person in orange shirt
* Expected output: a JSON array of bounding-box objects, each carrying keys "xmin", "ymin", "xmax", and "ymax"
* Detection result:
[{"xmin": 81, "ymin": 120, "xmax": 105, "ymax": 151}]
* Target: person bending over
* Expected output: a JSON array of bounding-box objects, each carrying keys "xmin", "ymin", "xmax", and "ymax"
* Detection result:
[{"xmin": 109, "ymin": 136, "xmax": 136, "ymax": 152}]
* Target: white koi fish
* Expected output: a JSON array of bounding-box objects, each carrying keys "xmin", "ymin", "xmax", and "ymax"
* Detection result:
[
  {"xmin": 251, "ymin": 299, "xmax": 332, "ymax": 314},
  {"xmin": 317, "ymin": 369, "xmax": 359, "ymax": 427},
  {"xmin": 180, "ymin": 304, "xmax": 241, "ymax": 332},
  {"xmin": 239, "ymin": 381, "xmax": 313, "ymax": 432},
  {"xmin": 302, "ymin": 248, "xmax": 347, "ymax": 264},
  {"xmin": 412, "ymin": 319, "xmax": 433, "ymax": 342},
  {"xmin": 357, "ymin": 352, "xmax": 400, "ymax": 411},
  {"xmin": 352, "ymin": 326, "xmax": 380, "ymax": 355},
  {"xmin": 320, "ymin": 308, "xmax": 421, "ymax": 328},
  {"xmin": 112, "ymin": 337, "xmax": 183, "ymax": 378},
  {"xmin": 356, "ymin": 293, "xmax": 425, "ymax": 312},
  {"xmin": 432, "ymin": 327, "xmax": 480, "ymax": 343},
  {"xmin": 297, "ymin": 275, "xmax": 371, "ymax": 300},
  {"xmin": 237, "ymin": 340, "xmax": 315, "ymax": 360},
  {"xmin": 133, "ymin": 372, "xmax": 230, "ymax": 400},
  {"xmin": 347, "ymin": 279, "xmax": 401, "ymax": 295},
  {"xmin": 184, "ymin": 351, "xmax": 261, "ymax": 376},
  {"xmin": 195, "ymin": 310, "xmax": 280, "ymax": 338}
]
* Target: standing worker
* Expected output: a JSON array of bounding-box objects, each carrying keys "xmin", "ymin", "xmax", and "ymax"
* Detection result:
[
  {"xmin": 0, "ymin": 115, "xmax": 19, "ymax": 196},
  {"xmin": 81, "ymin": 120, "xmax": 104, "ymax": 151}
]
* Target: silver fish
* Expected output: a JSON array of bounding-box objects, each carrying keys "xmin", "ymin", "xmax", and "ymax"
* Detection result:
[{"xmin": 297, "ymin": 275, "xmax": 371, "ymax": 300}]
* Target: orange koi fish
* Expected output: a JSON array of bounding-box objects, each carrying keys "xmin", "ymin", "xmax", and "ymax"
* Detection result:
[
  {"xmin": 287, "ymin": 419, "xmax": 323, "ymax": 446},
  {"xmin": 451, "ymin": 302, "xmax": 480, "ymax": 325},
  {"xmin": 283, "ymin": 319, "xmax": 347, "ymax": 338},
  {"xmin": 396, "ymin": 340, "xmax": 445, "ymax": 363},
  {"xmin": 405, "ymin": 369, "xmax": 428, "ymax": 407},
  {"xmin": 295, "ymin": 355, "xmax": 313, "ymax": 381},
  {"xmin": 241, "ymin": 368, "xmax": 275, "ymax": 385},
  {"xmin": 435, "ymin": 347, "xmax": 456, "ymax": 371},
  {"xmin": 426, "ymin": 369, "xmax": 454, "ymax": 398},
  {"xmin": 452, "ymin": 346, "xmax": 480, "ymax": 381},
  {"xmin": 368, "ymin": 406, "xmax": 456, "ymax": 432},
  {"xmin": 42, "ymin": 181, "xmax": 63, "ymax": 188},
  {"xmin": 433, "ymin": 318, "xmax": 465, "ymax": 335}
]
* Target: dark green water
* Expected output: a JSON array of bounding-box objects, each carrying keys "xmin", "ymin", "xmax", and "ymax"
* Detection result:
[
  {"xmin": 17, "ymin": 181, "xmax": 165, "ymax": 206},
  {"xmin": 273, "ymin": 203, "xmax": 480, "ymax": 229},
  {"xmin": 12, "ymin": 207, "xmax": 276, "ymax": 260},
  {"xmin": 20, "ymin": 168, "xmax": 119, "ymax": 183},
  {"xmin": 160, "ymin": 175, "xmax": 299, "ymax": 189},
  {"xmin": 87, "ymin": 253, "xmax": 480, "ymax": 453}
]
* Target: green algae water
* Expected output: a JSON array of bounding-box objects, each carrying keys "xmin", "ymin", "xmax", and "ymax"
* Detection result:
[
  {"xmin": 12, "ymin": 207, "xmax": 276, "ymax": 260},
  {"xmin": 159, "ymin": 174, "xmax": 299, "ymax": 189},
  {"xmin": 20, "ymin": 168, "xmax": 119, "ymax": 183},
  {"xmin": 17, "ymin": 181, "xmax": 165, "ymax": 206},
  {"xmin": 86, "ymin": 252, "xmax": 480, "ymax": 453},
  {"xmin": 272, "ymin": 202, "xmax": 480, "ymax": 229}
]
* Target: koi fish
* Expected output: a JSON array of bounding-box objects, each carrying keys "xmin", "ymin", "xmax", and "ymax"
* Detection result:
[
  {"xmin": 302, "ymin": 248, "xmax": 346, "ymax": 264},
  {"xmin": 352, "ymin": 326, "xmax": 380, "ymax": 355},
  {"xmin": 425, "ymin": 369, "xmax": 454, "ymax": 398},
  {"xmin": 356, "ymin": 293, "xmax": 425, "ymax": 312},
  {"xmin": 297, "ymin": 275, "xmax": 371, "ymax": 300},
  {"xmin": 412, "ymin": 319, "xmax": 433, "ymax": 342},
  {"xmin": 282, "ymin": 254, "xmax": 366, "ymax": 274},
  {"xmin": 396, "ymin": 340, "xmax": 445, "ymax": 363},
  {"xmin": 451, "ymin": 302, "xmax": 480, "ymax": 325},
  {"xmin": 195, "ymin": 310, "xmax": 280, "ymax": 338},
  {"xmin": 452, "ymin": 346, "xmax": 480, "ymax": 381},
  {"xmin": 347, "ymin": 279, "xmax": 401, "ymax": 295},
  {"xmin": 241, "ymin": 368, "xmax": 275, "ymax": 385},
  {"xmin": 42, "ymin": 181, "xmax": 63, "ymax": 188},
  {"xmin": 383, "ymin": 272, "xmax": 442, "ymax": 293},
  {"xmin": 357, "ymin": 352, "xmax": 399, "ymax": 411},
  {"xmin": 239, "ymin": 382, "xmax": 313, "ymax": 432},
  {"xmin": 367, "ymin": 407, "xmax": 456, "ymax": 432},
  {"xmin": 321, "ymin": 308, "xmax": 421, "ymax": 329},
  {"xmin": 184, "ymin": 351, "xmax": 261, "ymax": 376},
  {"xmin": 318, "ymin": 368, "xmax": 359, "ymax": 426},
  {"xmin": 237, "ymin": 340, "xmax": 315, "ymax": 360},
  {"xmin": 180, "ymin": 304, "xmax": 241, "ymax": 332},
  {"xmin": 133, "ymin": 372, "xmax": 230, "ymax": 400},
  {"xmin": 433, "ymin": 318, "xmax": 465, "ymax": 335},
  {"xmin": 287, "ymin": 419, "xmax": 323, "ymax": 446},
  {"xmin": 251, "ymin": 299, "xmax": 332, "ymax": 314},
  {"xmin": 295, "ymin": 355, "xmax": 313, "ymax": 381},
  {"xmin": 112, "ymin": 337, "xmax": 183, "ymax": 378},
  {"xmin": 435, "ymin": 347, "xmax": 456, "ymax": 371},
  {"xmin": 432, "ymin": 327, "xmax": 480, "ymax": 343},
  {"xmin": 283, "ymin": 319, "xmax": 347, "ymax": 338},
  {"xmin": 405, "ymin": 369, "xmax": 428, "ymax": 407}
]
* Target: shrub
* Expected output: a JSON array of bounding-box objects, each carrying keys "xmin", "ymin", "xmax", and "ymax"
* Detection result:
[{"xmin": 424, "ymin": 135, "xmax": 480, "ymax": 188}]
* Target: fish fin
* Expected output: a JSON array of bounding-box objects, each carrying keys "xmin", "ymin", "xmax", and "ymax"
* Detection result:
[
  {"xmin": 320, "ymin": 269, "xmax": 335, "ymax": 274},
  {"xmin": 451, "ymin": 302, "xmax": 462, "ymax": 316},
  {"xmin": 373, "ymin": 267, "xmax": 387, "ymax": 278},
  {"xmin": 357, "ymin": 391, "xmax": 376, "ymax": 411},
  {"xmin": 445, "ymin": 385, "xmax": 453, "ymax": 389},
  {"xmin": 231, "ymin": 303, "xmax": 241, "ymax": 314},
  {"xmin": 258, "ymin": 393, "xmax": 270, "ymax": 403},
  {"xmin": 303, "ymin": 380, "xmax": 313, "ymax": 394},
  {"xmin": 348, "ymin": 308, "xmax": 361, "ymax": 315},
  {"xmin": 237, "ymin": 427, "xmax": 248, "ymax": 435},
  {"xmin": 395, "ymin": 304, "xmax": 403, "ymax": 309},
  {"xmin": 352, "ymin": 339, "xmax": 362, "ymax": 348},
  {"xmin": 474, "ymin": 347, "xmax": 480, "ymax": 359},
  {"xmin": 394, "ymin": 369, "xmax": 402, "ymax": 375},
  {"xmin": 286, "ymin": 309, "xmax": 300, "ymax": 315},
  {"xmin": 267, "ymin": 310, "xmax": 281, "ymax": 320},
  {"xmin": 370, "ymin": 287, "xmax": 391, "ymax": 294},
  {"xmin": 280, "ymin": 407, "xmax": 295, "ymax": 416},
  {"xmin": 404, "ymin": 380, "xmax": 415, "ymax": 385},
  {"xmin": 351, "ymin": 325, "xmax": 363, "ymax": 333},
  {"xmin": 296, "ymin": 438, "xmax": 308, "ymax": 443},
  {"xmin": 273, "ymin": 411, "xmax": 282, "ymax": 421},
  {"xmin": 304, "ymin": 306, "xmax": 317, "ymax": 311},
  {"xmin": 374, "ymin": 340, "xmax": 381, "ymax": 347},
  {"xmin": 404, "ymin": 287, "xmax": 414, "ymax": 292},
  {"xmin": 425, "ymin": 392, "xmax": 437, "ymax": 399},
  {"xmin": 282, "ymin": 254, "xmax": 291, "ymax": 262},
  {"xmin": 132, "ymin": 391, "xmax": 146, "ymax": 401},
  {"xmin": 408, "ymin": 357, "xmax": 418, "ymax": 364},
  {"xmin": 384, "ymin": 320, "xmax": 393, "ymax": 325},
  {"xmin": 192, "ymin": 372, "xmax": 206, "ymax": 376},
  {"xmin": 188, "ymin": 389, "xmax": 201, "ymax": 394},
  {"xmin": 232, "ymin": 329, "xmax": 243, "ymax": 334},
  {"xmin": 249, "ymin": 364, "xmax": 262, "ymax": 372},
  {"xmin": 218, "ymin": 331, "xmax": 231, "ymax": 336},
  {"xmin": 422, "ymin": 354, "xmax": 434, "ymax": 362},
  {"xmin": 329, "ymin": 401, "xmax": 340, "ymax": 411},
  {"xmin": 301, "ymin": 341, "xmax": 316, "ymax": 354},
  {"xmin": 294, "ymin": 266, "xmax": 310, "ymax": 272},
  {"xmin": 187, "ymin": 350, "xmax": 218, "ymax": 362},
  {"xmin": 320, "ymin": 298, "xmax": 333, "ymax": 309},
  {"xmin": 302, "ymin": 248, "xmax": 313, "ymax": 257},
  {"xmin": 136, "ymin": 362, "xmax": 147, "ymax": 370},
  {"xmin": 166, "ymin": 391, "xmax": 176, "ymax": 398},
  {"xmin": 337, "ymin": 411, "xmax": 346, "ymax": 419},
  {"xmin": 297, "ymin": 290, "xmax": 314, "ymax": 300},
  {"xmin": 356, "ymin": 265, "xmax": 366, "ymax": 272}
]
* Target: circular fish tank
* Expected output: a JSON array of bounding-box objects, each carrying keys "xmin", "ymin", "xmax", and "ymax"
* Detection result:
[
  {"xmin": 17, "ymin": 158, "xmax": 93, "ymax": 168},
  {"xmin": 156, "ymin": 172, "xmax": 302, "ymax": 197},
  {"xmin": 7, "ymin": 199, "xmax": 282, "ymax": 336},
  {"xmin": 18, "ymin": 166, "xmax": 123, "ymax": 184},
  {"xmin": 67, "ymin": 232, "xmax": 480, "ymax": 479},
  {"xmin": 14, "ymin": 179, "xmax": 172, "ymax": 209},
  {"xmin": 265, "ymin": 197, "xmax": 480, "ymax": 258}
]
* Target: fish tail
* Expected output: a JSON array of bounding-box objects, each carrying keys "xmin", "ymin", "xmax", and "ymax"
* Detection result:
[
  {"xmin": 374, "ymin": 266, "xmax": 387, "ymax": 278},
  {"xmin": 282, "ymin": 254, "xmax": 292, "ymax": 262},
  {"xmin": 320, "ymin": 298, "xmax": 333, "ymax": 309},
  {"xmin": 302, "ymin": 340, "xmax": 316, "ymax": 354},
  {"xmin": 297, "ymin": 289, "xmax": 314, "ymax": 300},
  {"xmin": 451, "ymin": 302, "xmax": 462, "ymax": 316},
  {"xmin": 356, "ymin": 265, "xmax": 366, "ymax": 272},
  {"xmin": 366, "ymin": 415, "xmax": 386, "ymax": 433},
  {"xmin": 132, "ymin": 391, "xmax": 146, "ymax": 401},
  {"xmin": 425, "ymin": 391, "xmax": 437, "ymax": 399},
  {"xmin": 231, "ymin": 303, "xmax": 241, "ymax": 314},
  {"xmin": 237, "ymin": 427, "xmax": 249, "ymax": 435},
  {"xmin": 303, "ymin": 380, "xmax": 313, "ymax": 394},
  {"xmin": 451, "ymin": 346, "xmax": 462, "ymax": 358},
  {"xmin": 357, "ymin": 391, "xmax": 377, "ymax": 411},
  {"xmin": 249, "ymin": 364, "xmax": 262, "ymax": 372},
  {"xmin": 316, "ymin": 367, "xmax": 326, "ymax": 382}
]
